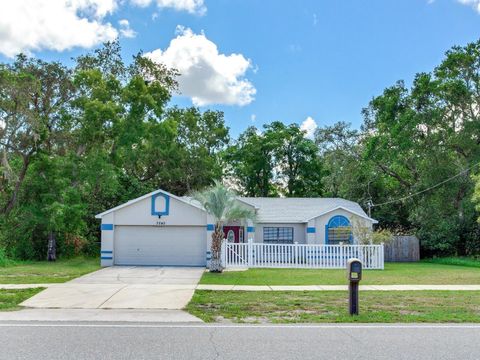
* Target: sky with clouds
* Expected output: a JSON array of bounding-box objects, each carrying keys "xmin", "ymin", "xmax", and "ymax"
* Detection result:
[{"xmin": 0, "ymin": 0, "xmax": 479, "ymax": 136}]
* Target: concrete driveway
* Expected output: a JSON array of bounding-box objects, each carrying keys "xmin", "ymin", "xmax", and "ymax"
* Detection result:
[{"xmin": 21, "ymin": 266, "xmax": 204, "ymax": 311}]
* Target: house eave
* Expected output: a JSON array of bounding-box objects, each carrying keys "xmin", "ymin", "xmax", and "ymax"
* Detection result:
[
  {"xmin": 95, "ymin": 189, "xmax": 206, "ymax": 219},
  {"xmin": 235, "ymin": 197, "xmax": 260, "ymax": 210},
  {"xmin": 304, "ymin": 206, "xmax": 378, "ymax": 224}
]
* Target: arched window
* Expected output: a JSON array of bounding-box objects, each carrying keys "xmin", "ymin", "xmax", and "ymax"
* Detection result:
[{"xmin": 326, "ymin": 215, "xmax": 352, "ymax": 244}]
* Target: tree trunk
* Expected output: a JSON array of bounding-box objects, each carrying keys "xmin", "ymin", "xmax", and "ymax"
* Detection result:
[
  {"xmin": 209, "ymin": 223, "xmax": 224, "ymax": 273},
  {"xmin": 47, "ymin": 231, "xmax": 56, "ymax": 262},
  {"xmin": 2, "ymin": 154, "xmax": 31, "ymax": 214}
]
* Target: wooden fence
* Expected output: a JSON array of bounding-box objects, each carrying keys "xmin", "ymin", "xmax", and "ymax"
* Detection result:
[
  {"xmin": 222, "ymin": 240, "xmax": 384, "ymax": 269},
  {"xmin": 384, "ymin": 236, "xmax": 420, "ymax": 262}
]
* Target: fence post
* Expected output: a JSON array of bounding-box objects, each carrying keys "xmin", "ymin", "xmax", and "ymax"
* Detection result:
[
  {"xmin": 221, "ymin": 241, "xmax": 226, "ymax": 268},
  {"xmin": 248, "ymin": 238, "xmax": 253, "ymax": 267},
  {"xmin": 294, "ymin": 242, "xmax": 298, "ymax": 266},
  {"xmin": 380, "ymin": 243, "xmax": 384, "ymax": 270}
]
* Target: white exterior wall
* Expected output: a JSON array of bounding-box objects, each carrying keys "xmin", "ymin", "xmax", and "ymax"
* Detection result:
[
  {"xmin": 100, "ymin": 192, "xmax": 208, "ymax": 267},
  {"xmin": 99, "ymin": 191, "xmax": 374, "ymax": 266},
  {"xmin": 100, "ymin": 212, "xmax": 115, "ymax": 267},
  {"xmin": 310, "ymin": 209, "xmax": 373, "ymax": 244},
  {"xmin": 114, "ymin": 195, "xmax": 206, "ymax": 226},
  {"xmin": 206, "ymin": 214, "xmax": 214, "ymax": 268},
  {"xmin": 254, "ymin": 223, "xmax": 306, "ymax": 244}
]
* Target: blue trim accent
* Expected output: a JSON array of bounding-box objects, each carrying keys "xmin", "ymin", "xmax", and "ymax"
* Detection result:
[
  {"xmin": 247, "ymin": 226, "xmax": 255, "ymax": 233},
  {"xmin": 307, "ymin": 227, "xmax": 316, "ymax": 233},
  {"xmin": 100, "ymin": 250, "xmax": 112, "ymax": 254},
  {"xmin": 151, "ymin": 192, "xmax": 170, "ymax": 216},
  {"xmin": 206, "ymin": 224, "xmax": 215, "ymax": 231},
  {"xmin": 101, "ymin": 224, "xmax": 113, "ymax": 231},
  {"xmin": 325, "ymin": 215, "xmax": 352, "ymax": 244},
  {"xmin": 101, "ymin": 256, "xmax": 113, "ymax": 260},
  {"xmin": 328, "ymin": 215, "xmax": 351, "ymax": 228}
]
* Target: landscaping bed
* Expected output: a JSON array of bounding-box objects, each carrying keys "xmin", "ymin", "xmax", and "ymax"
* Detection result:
[
  {"xmin": 0, "ymin": 288, "xmax": 44, "ymax": 311},
  {"xmin": 0, "ymin": 257, "xmax": 100, "ymax": 284},
  {"xmin": 200, "ymin": 262, "xmax": 480, "ymax": 285},
  {"xmin": 186, "ymin": 290, "xmax": 480, "ymax": 323}
]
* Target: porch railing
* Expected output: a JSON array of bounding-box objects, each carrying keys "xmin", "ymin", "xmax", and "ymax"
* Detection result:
[{"xmin": 222, "ymin": 240, "xmax": 384, "ymax": 269}]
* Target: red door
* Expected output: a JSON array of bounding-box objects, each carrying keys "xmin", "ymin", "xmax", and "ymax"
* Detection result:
[{"xmin": 223, "ymin": 226, "xmax": 244, "ymax": 243}]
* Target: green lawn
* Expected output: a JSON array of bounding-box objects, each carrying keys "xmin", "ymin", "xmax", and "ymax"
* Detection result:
[
  {"xmin": 186, "ymin": 290, "xmax": 480, "ymax": 323},
  {"xmin": 423, "ymin": 257, "xmax": 480, "ymax": 268},
  {"xmin": 200, "ymin": 262, "xmax": 480, "ymax": 285},
  {"xmin": 0, "ymin": 288, "xmax": 44, "ymax": 311},
  {"xmin": 0, "ymin": 257, "xmax": 100, "ymax": 284}
]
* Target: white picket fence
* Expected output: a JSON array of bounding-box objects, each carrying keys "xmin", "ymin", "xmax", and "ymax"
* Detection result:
[{"xmin": 222, "ymin": 241, "xmax": 384, "ymax": 269}]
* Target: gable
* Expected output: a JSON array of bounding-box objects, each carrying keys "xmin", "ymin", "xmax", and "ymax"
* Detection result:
[
  {"xmin": 238, "ymin": 197, "xmax": 375, "ymax": 223},
  {"xmin": 95, "ymin": 190, "xmax": 206, "ymax": 226}
]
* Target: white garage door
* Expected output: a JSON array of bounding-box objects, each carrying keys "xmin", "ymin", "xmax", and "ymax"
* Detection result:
[{"xmin": 114, "ymin": 226, "xmax": 206, "ymax": 266}]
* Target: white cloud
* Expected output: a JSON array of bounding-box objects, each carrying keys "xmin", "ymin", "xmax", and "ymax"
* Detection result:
[
  {"xmin": 145, "ymin": 26, "xmax": 256, "ymax": 106},
  {"xmin": 250, "ymin": 114, "xmax": 256, "ymax": 122},
  {"xmin": 0, "ymin": 0, "xmax": 208, "ymax": 58},
  {"xmin": 300, "ymin": 116, "xmax": 318, "ymax": 139},
  {"xmin": 0, "ymin": 0, "xmax": 119, "ymax": 57},
  {"xmin": 457, "ymin": 0, "xmax": 480, "ymax": 13},
  {"xmin": 130, "ymin": 0, "xmax": 206, "ymax": 15},
  {"xmin": 313, "ymin": 13, "xmax": 318, "ymax": 26},
  {"xmin": 118, "ymin": 19, "xmax": 136, "ymax": 38}
]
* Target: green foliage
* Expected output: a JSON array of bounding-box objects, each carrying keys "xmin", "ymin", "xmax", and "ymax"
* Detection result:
[
  {"xmin": 192, "ymin": 181, "xmax": 256, "ymax": 225},
  {"xmin": 225, "ymin": 122, "xmax": 323, "ymax": 197},
  {"xmin": 1, "ymin": 38, "xmax": 480, "ymax": 260},
  {"xmin": 0, "ymin": 43, "xmax": 227, "ymax": 260},
  {"xmin": 192, "ymin": 181, "xmax": 256, "ymax": 272},
  {"xmin": 352, "ymin": 219, "xmax": 393, "ymax": 245},
  {"xmin": 474, "ymin": 174, "xmax": 480, "ymax": 222},
  {"xmin": 316, "ymin": 39, "xmax": 480, "ymax": 256},
  {"xmin": 0, "ymin": 247, "xmax": 15, "ymax": 267}
]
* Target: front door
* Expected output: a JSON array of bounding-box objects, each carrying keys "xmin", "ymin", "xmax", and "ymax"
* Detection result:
[{"xmin": 223, "ymin": 226, "xmax": 244, "ymax": 243}]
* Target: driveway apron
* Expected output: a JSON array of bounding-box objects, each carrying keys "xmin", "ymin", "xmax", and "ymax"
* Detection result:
[{"xmin": 20, "ymin": 266, "xmax": 205, "ymax": 310}]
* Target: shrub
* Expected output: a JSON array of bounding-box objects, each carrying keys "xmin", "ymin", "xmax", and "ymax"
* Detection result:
[
  {"xmin": 0, "ymin": 247, "xmax": 15, "ymax": 267},
  {"xmin": 352, "ymin": 219, "xmax": 394, "ymax": 245}
]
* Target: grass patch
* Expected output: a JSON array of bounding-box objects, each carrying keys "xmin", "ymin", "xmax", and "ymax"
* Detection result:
[
  {"xmin": 0, "ymin": 288, "xmax": 44, "ymax": 311},
  {"xmin": 200, "ymin": 262, "xmax": 480, "ymax": 285},
  {"xmin": 0, "ymin": 257, "xmax": 100, "ymax": 284},
  {"xmin": 186, "ymin": 290, "xmax": 480, "ymax": 323},
  {"xmin": 423, "ymin": 257, "xmax": 480, "ymax": 268}
]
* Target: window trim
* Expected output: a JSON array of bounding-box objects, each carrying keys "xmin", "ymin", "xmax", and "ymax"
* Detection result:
[
  {"xmin": 263, "ymin": 227, "xmax": 294, "ymax": 244},
  {"xmin": 325, "ymin": 215, "xmax": 352, "ymax": 244}
]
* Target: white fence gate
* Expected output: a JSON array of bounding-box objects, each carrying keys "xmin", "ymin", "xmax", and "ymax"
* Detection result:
[{"xmin": 222, "ymin": 241, "xmax": 384, "ymax": 269}]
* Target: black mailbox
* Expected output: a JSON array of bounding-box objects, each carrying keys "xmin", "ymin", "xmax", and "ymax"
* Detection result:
[
  {"xmin": 347, "ymin": 258, "xmax": 362, "ymax": 282},
  {"xmin": 346, "ymin": 258, "xmax": 362, "ymax": 315}
]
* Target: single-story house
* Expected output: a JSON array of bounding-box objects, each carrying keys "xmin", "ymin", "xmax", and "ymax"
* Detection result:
[{"xmin": 95, "ymin": 189, "xmax": 377, "ymax": 267}]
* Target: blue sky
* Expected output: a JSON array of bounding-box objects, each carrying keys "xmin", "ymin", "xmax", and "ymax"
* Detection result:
[{"xmin": 1, "ymin": 0, "xmax": 479, "ymax": 136}]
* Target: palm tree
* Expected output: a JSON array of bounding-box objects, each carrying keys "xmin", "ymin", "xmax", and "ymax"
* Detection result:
[{"xmin": 193, "ymin": 182, "xmax": 256, "ymax": 272}]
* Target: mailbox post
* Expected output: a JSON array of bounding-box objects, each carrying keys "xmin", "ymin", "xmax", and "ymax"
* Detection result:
[{"xmin": 347, "ymin": 258, "xmax": 362, "ymax": 315}]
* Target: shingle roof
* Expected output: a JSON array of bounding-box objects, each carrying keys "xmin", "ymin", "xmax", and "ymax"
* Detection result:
[
  {"xmin": 96, "ymin": 189, "xmax": 375, "ymax": 224},
  {"xmin": 238, "ymin": 197, "xmax": 374, "ymax": 223}
]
